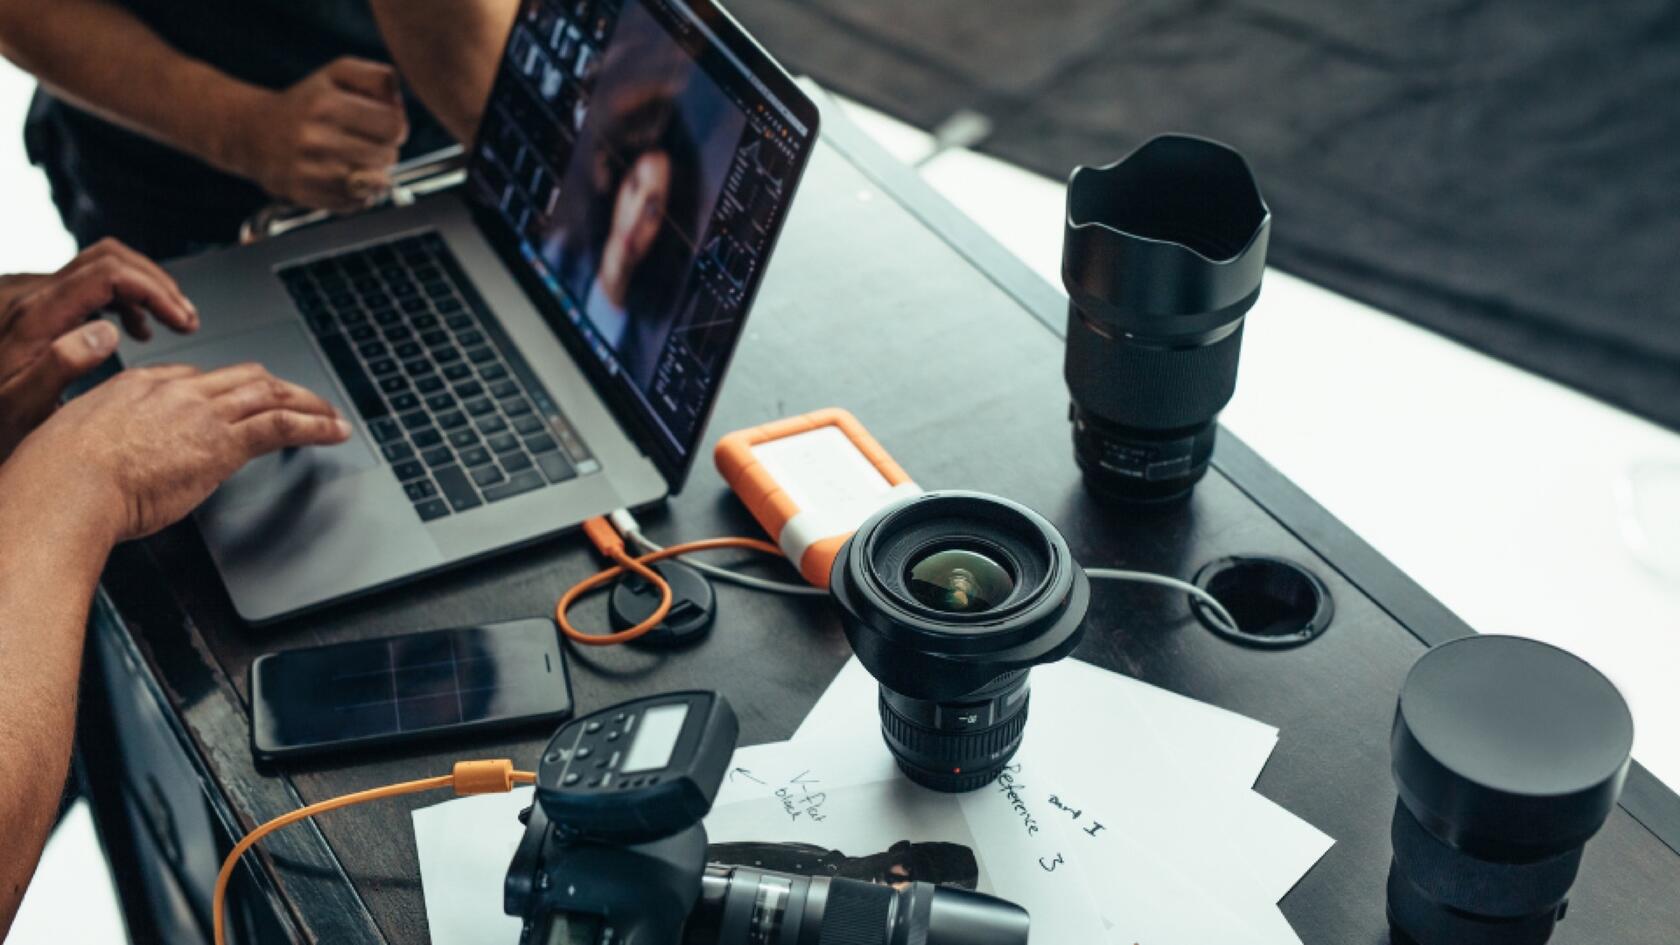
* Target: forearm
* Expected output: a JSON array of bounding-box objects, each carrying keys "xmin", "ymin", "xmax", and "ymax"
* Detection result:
[
  {"xmin": 368, "ymin": 0, "xmax": 517, "ymax": 144},
  {"xmin": 0, "ymin": 464, "xmax": 116, "ymax": 936},
  {"xmin": 0, "ymin": 0, "xmax": 268, "ymax": 177}
]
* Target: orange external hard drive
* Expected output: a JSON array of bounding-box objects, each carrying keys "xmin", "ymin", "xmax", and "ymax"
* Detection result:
[{"xmin": 714, "ymin": 408, "xmax": 919, "ymax": 588}]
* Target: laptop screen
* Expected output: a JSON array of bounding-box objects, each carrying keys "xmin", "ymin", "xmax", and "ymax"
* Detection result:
[{"xmin": 468, "ymin": 0, "xmax": 816, "ymax": 488}]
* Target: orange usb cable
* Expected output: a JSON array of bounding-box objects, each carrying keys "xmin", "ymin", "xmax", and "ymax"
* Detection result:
[
  {"xmin": 212, "ymin": 760, "xmax": 535, "ymax": 945},
  {"xmin": 557, "ymin": 515, "xmax": 784, "ymax": 646}
]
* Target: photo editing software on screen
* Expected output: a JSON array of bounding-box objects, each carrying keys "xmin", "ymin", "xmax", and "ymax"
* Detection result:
[{"xmin": 473, "ymin": 0, "xmax": 809, "ymax": 457}]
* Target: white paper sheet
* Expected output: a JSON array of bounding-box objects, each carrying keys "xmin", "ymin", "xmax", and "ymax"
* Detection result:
[
  {"xmin": 413, "ymin": 788, "xmax": 533, "ymax": 945},
  {"xmin": 795, "ymin": 657, "xmax": 1280, "ymax": 788},
  {"xmin": 413, "ymin": 659, "xmax": 1332, "ymax": 945},
  {"xmin": 795, "ymin": 658, "xmax": 1332, "ymax": 916},
  {"xmin": 711, "ymin": 738, "xmax": 1110, "ymax": 945}
]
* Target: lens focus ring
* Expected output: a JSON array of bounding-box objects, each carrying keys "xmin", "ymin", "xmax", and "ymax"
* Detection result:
[{"xmin": 879, "ymin": 690, "xmax": 1030, "ymax": 792}]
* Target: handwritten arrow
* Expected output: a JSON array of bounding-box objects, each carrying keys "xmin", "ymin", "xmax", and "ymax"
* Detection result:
[{"xmin": 729, "ymin": 768, "xmax": 765, "ymax": 785}]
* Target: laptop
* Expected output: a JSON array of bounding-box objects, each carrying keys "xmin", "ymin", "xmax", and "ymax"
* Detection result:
[{"xmin": 116, "ymin": 0, "xmax": 819, "ymax": 624}]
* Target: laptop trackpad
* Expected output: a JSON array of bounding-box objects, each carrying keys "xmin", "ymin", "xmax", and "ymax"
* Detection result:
[{"xmin": 137, "ymin": 322, "xmax": 380, "ymax": 500}]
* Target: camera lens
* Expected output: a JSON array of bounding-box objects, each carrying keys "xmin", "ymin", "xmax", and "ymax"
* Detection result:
[
  {"xmin": 1061, "ymin": 134, "xmax": 1270, "ymax": 502},
  {"xmin": 907, "ymin": 546, "xmax": 1015, "ymax": 613},
  {"xmin": 685, "ymin": 866, "xmax": 1030, "ymax": 945},
  {"xmin": 831, "ymin": 492, "xmax": 1089, "ymax": 793},
  {"xmin": 1387, "ymin": 636, "xmax": 1632, "ymax": 945}
]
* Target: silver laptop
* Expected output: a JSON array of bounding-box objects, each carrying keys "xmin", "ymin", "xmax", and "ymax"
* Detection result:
[{"xmin": 117, "ymin": 0, "xmax": 819, "ymax": 624}]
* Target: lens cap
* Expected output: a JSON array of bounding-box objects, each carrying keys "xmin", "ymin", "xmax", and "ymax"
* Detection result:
[
  {"xmin": 1391, "ymin": 636, "xmax": 1632, "ymax": 860},
  {"xmin": 610, "ymin": 559, "xmax": 716, "ymax": 649}
]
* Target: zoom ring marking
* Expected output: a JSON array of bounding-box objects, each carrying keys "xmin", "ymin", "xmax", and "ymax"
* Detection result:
[{"xmin": 878, "ymin": 691, "xmax": 1031, "ymax": 763}]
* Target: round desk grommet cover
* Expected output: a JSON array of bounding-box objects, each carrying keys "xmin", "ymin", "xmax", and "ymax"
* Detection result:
[
  {"xmin": 1190, "ymin": 555, "xmax": 1333, "ymax": 648},
  {"xmin": 1387, "ymin": 635, "xmax": 1633, "ymax": 945}
]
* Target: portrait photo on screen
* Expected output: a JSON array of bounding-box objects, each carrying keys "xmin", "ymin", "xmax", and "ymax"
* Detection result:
[{"xmin": 541, "ymin": 0, "xmax": 747, "ymax": 389}]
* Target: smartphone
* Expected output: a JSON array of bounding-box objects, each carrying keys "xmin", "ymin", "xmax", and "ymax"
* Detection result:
[{"xmin": 250, "ymin": 618, "xmax": 572, "ymax": 763}]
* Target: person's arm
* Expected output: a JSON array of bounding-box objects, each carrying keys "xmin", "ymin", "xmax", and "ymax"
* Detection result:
[
  {"xmin": 0, "ymin": 0, "xmax": 410, "ymax": 211},
  {"xmin": 0, "ymin": 363, "xmax": 350, "ymax": 935},
  {"xmin": 367, "ymin": 0, "xmax": 519, "ymax": 144}
]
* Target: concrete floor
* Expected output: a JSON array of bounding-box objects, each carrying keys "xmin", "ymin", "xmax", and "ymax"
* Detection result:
[{"xmin": 3, "ymin": 61, "xmax": 1678, "ymax": 944}]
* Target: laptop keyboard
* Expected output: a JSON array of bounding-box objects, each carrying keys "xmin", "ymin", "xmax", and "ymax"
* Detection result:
[{"xmin": 279, "ymin": 233, "xmax": 598, "ymax": 523}]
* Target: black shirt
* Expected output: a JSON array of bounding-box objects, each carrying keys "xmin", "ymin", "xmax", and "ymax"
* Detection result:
[{"xmin": 24, "ymin": 0, "xmax": 453, "ymax": 258}]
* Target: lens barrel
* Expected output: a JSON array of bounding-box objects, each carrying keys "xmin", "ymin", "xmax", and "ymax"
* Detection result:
[
  {"xmin": 830, "ymin": 492, "xmax": 1089, "ymax": 792},
  {"xmin": 686, "ymin": 865, "xmax": 1030, "ymax": 945},
  {"xmin": 1387, "ymin": 636, "xmax": 1633, "ymax": 945},
  {"xmin": 1062, "ymin": 134, "xmax": 1270, "ymax": 502}
]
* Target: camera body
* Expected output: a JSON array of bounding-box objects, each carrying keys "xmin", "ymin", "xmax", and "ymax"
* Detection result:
[
  {"xmin": 504, "ymin": 690, "xmax": 1033, "ymax": 945},
  {"xmin": 506, "ymin": 803, "xmax": 708, "ymax": 944}
]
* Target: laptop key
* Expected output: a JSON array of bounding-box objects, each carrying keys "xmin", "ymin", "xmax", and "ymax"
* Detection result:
[
  {"xmin": 457, "ymin": 329, "xmax": 485, "ymax": 347},
  {"xmin": 421, "ymin": 329, "xmax": 449, "ymax": 347},
  {"xmin": 417, "ymin": 376, "xmax": 445, "ymax": 394},
  {"xmin": 425, "ymin": 393, "xmax": 456, "ymax": 412},
  {"xmin": 438, "ymin": 410, "xmax": 468, "ymax": 430},
  {"xmin": 422, "ymin": 446, "xmax": 454, "ymax": 468},
  {"xmin": 524, "ymin": 434, "xmax": 558, "ymax": 454},
  {"xmin": 488, "ymin": 380, "xmax": 519, "ymax": 399},
  {"xmin": 487, "ymin": 432, "xmax": 519, "ymax": 454},
  {"xmin": 470, "ymin": 464, "xmax": 505, "ymax": 487},
  {"xmin": 412, "ymin": 427, "xmax": 443, "ymax": 448},
  {"xmin": 433, "ymin": 465, "xmax": 483, "ymax": 511},
  {"xmin": 477, "ymin": 414, "xmax": 508, "ymax": 434},
  {"xmin": 502, "ymin": 397, "xmax": 532, "ymax": 416},
  {"xmin": 443, "ymin": 363, "xmax": 473, "ymax": 381},
  {"xmin": 317, "ymin": 332, "xmax": 388, "ymax": 419},
  {"xmin": 379, "ymin": 375, "xmax": 408, "ymax": 394},
  {"xmin": 513, "ymin": 414, "xmax": 544, "ymax": 436},
  {"xmin": 400, "ymin": 410, "xmax": 430, "ymax": 430},
  {"xmin": 413, "ymin": 313, "xmax": 439, "ymax": 330},
  {"xmin": 502, "ymin": 451, "xmax": 533, "ymax": 473},
  {"xmin": 478, "ymin": 363, "xmax": 509, "ymax": 381},
  {"xmin": 461, "ymin": 447, "xmax": 494, "ymax": 469},
  {"xmin": 449, "ymin": 429, "xmax": 480, "ymax": 450},
  {"xmin": 400, "ymin": 297, "xmax": 428, "ymax": 314},
  {"xmin": 390, "ymin": 392, "xmax": 420, "ymax": 412},
  {"xmin": 358, "ymin": 340, "xmax": 387, "ymax": 358},
  {"xmin": 369, "ymin": 358, "xmax": 398, "ymax": 376},
  {"xmin": 394, "ymin": 461, "xmax": 427, "ymax": 482},
  {"xmin": 453, "ymin": 380, "xmax": 484, "ymax": 398},
  {"xmin": 438, "ymin": 299, "xmax": 465, "ymax": 315},
  {"xmin": 368, "ymin": 418, "xmax": 400, "ymax": 443},
  {"xmin": 382, "ymin": 441, "xmax": 414, "ymax": 462},
  {"xmin": 435, "ymin": 346, "xmax": 463, "ymax": 364},
  {"xmin": 467, "ymin": 346, "xmax": 497, "ymax": 364},
  {"xmin": 465, "ymin": 397, "xmax": 497, "ymax": 417},
  {"xmin": 415, "ymin": 498, "xmax": 451, "ymax": 521},
  {"xmin": 536, "ymin": 450, "xmax": 576, "ymax": 484},
  {"xmin": 395, "ymin": 342, "xmax": 423, "ymax": 360},
  {"xmin": 349, "ymin": 324, "xmax": 377, "ymax": 342},
  {"xmin": 482, "ymin": 469, "xmax": 544, "ymax": 503}
]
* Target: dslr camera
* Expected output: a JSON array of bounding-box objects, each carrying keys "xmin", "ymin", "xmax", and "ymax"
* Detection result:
[{"xmin": 505, "ymin": 691, "xmax": 1030, "ymax": 945}]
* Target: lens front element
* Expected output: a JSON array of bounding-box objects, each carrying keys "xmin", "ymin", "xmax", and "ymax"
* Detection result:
[{"xmin": 907, "ymin": 547, "xmax": 1016, "ymax": 614}]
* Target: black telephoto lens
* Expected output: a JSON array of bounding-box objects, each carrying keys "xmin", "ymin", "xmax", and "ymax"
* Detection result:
[
  {"xmin": 1062, "ymin": 134, "xmax": 1271, "ymax": 502},
  {"xmin": 830, "ymin": 491, "xmax": 1089, "ymax": 793},
  {"xmin": 685, "ymin": 865, "xmax": 1030, "ymax": 945},
  {"xmin": 1388, "ymin": 636, "xmax": 1632, "ymax": 945}
]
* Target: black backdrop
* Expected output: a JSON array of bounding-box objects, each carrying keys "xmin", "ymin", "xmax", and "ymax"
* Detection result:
[{"xmin": 727, "ymin": 0, "xmax": 1680, "ymax": 430}]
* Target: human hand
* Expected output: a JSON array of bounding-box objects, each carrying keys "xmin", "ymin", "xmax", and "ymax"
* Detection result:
[
  {"xmin": 0, "ymin": 239, "xmax": 199, "ymax": 462},
  {"xmin": 8, "ymin": 363, "xmax": 351, "ymax": 544},
  {"xmin": 233, "ymin": 57, "xmax": 410, "ymax": 213}
]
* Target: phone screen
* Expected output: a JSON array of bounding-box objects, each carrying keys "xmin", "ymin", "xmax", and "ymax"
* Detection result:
[{"xmin": 251, "ymin": 619, "xmax": 572, "ymax": 761}]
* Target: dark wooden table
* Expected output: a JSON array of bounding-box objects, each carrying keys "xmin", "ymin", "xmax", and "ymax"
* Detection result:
[{"xmin": 82, "ymin": 95, "xmax": 1680, "ymax": 945}]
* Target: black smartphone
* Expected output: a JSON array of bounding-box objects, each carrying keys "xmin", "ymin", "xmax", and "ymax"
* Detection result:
[{"xmin": 250, "ymin": 618, "xmax": 572, "ymax": 763}]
